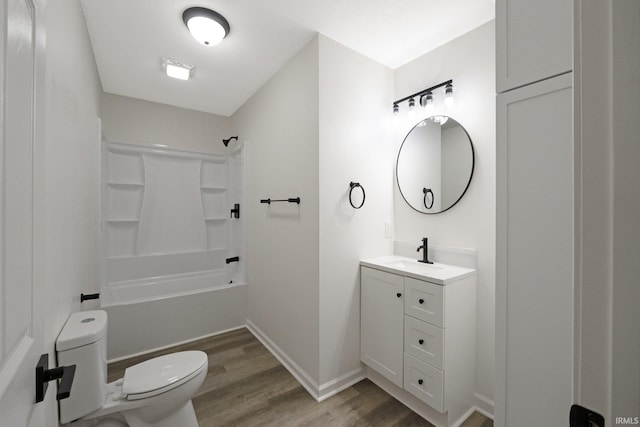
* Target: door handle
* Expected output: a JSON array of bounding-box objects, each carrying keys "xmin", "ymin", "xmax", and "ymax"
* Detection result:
[{"xmin": 35, "ymin": 354, "xmax": 76, "ymax": 403}]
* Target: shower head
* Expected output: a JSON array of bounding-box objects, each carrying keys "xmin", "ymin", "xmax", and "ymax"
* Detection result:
[{"xmin": 222, "ymin": 136, "xmax": 238, "ymax": 147}]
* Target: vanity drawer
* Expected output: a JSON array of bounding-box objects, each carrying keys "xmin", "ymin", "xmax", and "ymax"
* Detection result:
[
  {"xmin": 403, "ymin": 353, "xmax": 445, "ymax": 412},
  {"xmin": 404, "ymin": 277, "xmax": 444, "ymax": 327},
  {"xmin": 404, "ymin": 315, "xmax": 444, "ymax": 370}
]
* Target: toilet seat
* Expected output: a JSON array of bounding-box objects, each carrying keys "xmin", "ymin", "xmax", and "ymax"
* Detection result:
[{"xmin": 122, "ymin": 351, "xmax": 208, "ymax": 400}]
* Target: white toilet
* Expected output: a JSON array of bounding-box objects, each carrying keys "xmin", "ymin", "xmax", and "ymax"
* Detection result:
[{"xmin": 56, "ymin": 310, "xmax": 208, "ymax": 427}]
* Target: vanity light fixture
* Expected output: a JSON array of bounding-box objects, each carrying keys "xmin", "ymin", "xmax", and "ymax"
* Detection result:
[
  {"xmin": 392, "ymin": 79, "xmax": 454, "ymax": 118},
  {"xmin": 183, "ymin": 7, "xmax": 230, "ymax": 46},
  {"xmin": 162, "ymin": 58, "xmax": 193, "ymax": 80}
]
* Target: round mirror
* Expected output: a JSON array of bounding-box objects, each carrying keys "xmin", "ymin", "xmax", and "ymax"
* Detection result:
[{"xmin": 396, "ymin": 116, "xmax": 474, "ymax": 214}]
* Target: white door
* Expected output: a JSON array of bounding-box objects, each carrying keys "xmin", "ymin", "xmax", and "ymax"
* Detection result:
[
  {"xmin": 496, "ymin": 73, "xmax": 574, "ymax": 426},
  {"xmin": 0, "ymin": 0, "xmax": 46, "ymax": 425}
]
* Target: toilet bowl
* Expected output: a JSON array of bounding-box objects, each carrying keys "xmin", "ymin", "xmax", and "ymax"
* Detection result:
[{"xmin": 56, "ymin": 310, "xmax": 208, "ymax": 427}]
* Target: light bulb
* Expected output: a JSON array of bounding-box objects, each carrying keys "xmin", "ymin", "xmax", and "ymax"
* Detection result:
[
  {"xmin": 444, "ymin": 83, "xmax": 454, "ymax": 107},
  {"xmin": 421, "ymin": 92, "xmax": 435, "ymax": 115},
  {"xmin": 408, "ymin": 97, "xmax": 416, "ymax": 119},
  {"xmin": 392, "ymin": 104, "xmax": 400, "ymax": 125}
]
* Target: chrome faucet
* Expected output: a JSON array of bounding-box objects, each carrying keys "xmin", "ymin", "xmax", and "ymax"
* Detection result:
[{"xmin": 417, "ymin": 237, "xmax": 433, "ymax": 264}]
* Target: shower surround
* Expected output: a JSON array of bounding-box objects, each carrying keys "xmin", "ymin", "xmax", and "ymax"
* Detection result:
[{"xmin": 100, "ymin": 141, "xmax": 246, "ymax": 360}]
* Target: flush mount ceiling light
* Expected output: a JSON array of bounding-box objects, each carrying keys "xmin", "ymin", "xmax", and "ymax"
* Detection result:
[
  {"xmin": 162, "ymin": 58, "xmax": 194, "ymax": 80},
  {"xmin": 182, "ymin": 7, "xmax": 230, "ymax": 46}
]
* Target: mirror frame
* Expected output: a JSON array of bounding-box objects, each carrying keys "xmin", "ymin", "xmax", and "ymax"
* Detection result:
[{"xmin": 396, "ymin": 116, "xmax": 475, "ymax": 215}]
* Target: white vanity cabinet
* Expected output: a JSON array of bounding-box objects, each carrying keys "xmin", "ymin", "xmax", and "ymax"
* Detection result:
[{"xmin": 360, "ymin": 260, "xmax": 476, "ymax": 426}]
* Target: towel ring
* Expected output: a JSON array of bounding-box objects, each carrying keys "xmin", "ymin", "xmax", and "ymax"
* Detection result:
[
  {"xmin": 423, "ymin": 188, "xmax": 434, "ymax": 210},
  {"xmin": 349, "ymin": 182, "xmax": 366, "ymax": 209}
]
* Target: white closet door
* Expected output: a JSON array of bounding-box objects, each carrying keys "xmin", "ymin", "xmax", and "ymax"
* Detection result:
[
  {"xmin": 496, "ymin": 73, "xmax": 574, "ymax": 427},
  {"xmin": 496, "ymin": 0, "xmax": 573, "ymax": 92}
]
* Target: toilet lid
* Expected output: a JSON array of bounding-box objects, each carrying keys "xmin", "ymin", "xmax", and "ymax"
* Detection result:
[{"xmin": 122, "ymin": 351, "xmax": 207, "ymax": 400}]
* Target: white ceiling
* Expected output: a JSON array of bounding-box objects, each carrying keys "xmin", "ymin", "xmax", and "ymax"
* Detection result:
[{"xmin": 81, "ymin": 0, "xmax": 494, "ymax": 117}]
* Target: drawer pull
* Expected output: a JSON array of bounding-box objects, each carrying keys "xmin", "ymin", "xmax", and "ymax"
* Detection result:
[
  {"xmin": 418, "ymin": 339, "xmax": 424, "ymax": 345},
  {"xmin": 418, "ymin": 379, "xmax": 424, "ymax": 385},
  {"xmin": 419, "ymin": 298, "xmax": 424, "ymax": 304},
  {"xmin": 397, "ymin": 293, "xmax": 402, "ymax": 298}
]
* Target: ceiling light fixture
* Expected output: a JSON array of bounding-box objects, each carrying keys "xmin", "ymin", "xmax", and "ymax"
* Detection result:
[
  {"xmin": 392, "ymin": 79, "xmax": 454, "ymax": 119},
  {"xmin": 182, "ymin": 7, "xmax": 230, "ymax": 46},
  {"xmin": 162, "ymin": 58, "xmax": 194, "ymax": 80}
]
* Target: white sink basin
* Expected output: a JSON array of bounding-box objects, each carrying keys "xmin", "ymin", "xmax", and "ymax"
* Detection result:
[
  {"xmin": 385, "ymin": 260, "xmax": 443, "ymax": 273},
  {"xmin": 360, "ymin": 255, "xmax": 475, "ymax": 285}
]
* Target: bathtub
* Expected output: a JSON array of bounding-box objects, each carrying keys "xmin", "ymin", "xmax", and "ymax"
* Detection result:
[{"xmin": 101, "ymin": 270, "xmax": 247, "ymax": 361}]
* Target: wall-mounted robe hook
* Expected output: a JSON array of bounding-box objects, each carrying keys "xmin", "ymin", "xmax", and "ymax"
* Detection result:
[
  {"xmin": 222, "ymin": 136, "xmax": 238, "ymax": 147},
  {"xmin": 349, "ymin": 182, "xmax": 365, "ymax": 209}
]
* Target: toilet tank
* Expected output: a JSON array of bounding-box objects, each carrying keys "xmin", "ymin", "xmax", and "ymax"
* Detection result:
[{"xmin": 56, "ymin": 310, "xmax": 108, "ymax": 424}]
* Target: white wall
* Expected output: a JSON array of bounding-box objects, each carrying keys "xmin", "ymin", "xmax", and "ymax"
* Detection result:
[
  {"xmin": 576, "ymin": 2, "xmax": 640, "ymax": 423},
  {"xmin": 101, "ymin": 93, "xmax": 231, "ymax": 155},
  {"xmin": 42, "ymin": 0, "xmax": 103, "ymax": 424},
  {"xmin": 574, "ymin": 0, "xmax": 613, "ymax": 419},
  {"xmin": 610, "ymin": 0, "xmax": 640, "ymax": 420},
  {"xmin": 232, "ymin": 38, "xmax": 321, "ymax": 383},
  {"xmin": 317, "ymin": 35, "xmax": 394, "ymax": 387},
  {"xmin": 393, "ymin": 21, "xmax": 496, "ymax": 407}
]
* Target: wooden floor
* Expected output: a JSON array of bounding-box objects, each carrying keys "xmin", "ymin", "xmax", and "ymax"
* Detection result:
[{"xmin": 108, "ymin": 328, "xmax": 492, "ymax": 427}]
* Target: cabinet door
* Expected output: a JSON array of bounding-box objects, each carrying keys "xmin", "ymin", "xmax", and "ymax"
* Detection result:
[
  {"xmin": 496, "ymin": 0, "xmax": 572, "ymax": 92},
  {"xmin": 361, "ymin": 267, "xmax": 404, "ymax": 387},
  {"xmin": 496, "ymin": 73, "xmax": 573, "ymax": 427}
]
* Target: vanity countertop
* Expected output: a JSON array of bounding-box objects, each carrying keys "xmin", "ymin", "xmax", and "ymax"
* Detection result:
[{"xmin": 360, "ymin": 255, "xmax": 476, "ymax": 285}]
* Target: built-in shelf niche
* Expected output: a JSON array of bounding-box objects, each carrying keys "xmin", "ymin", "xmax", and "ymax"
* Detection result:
[
  {"xmin": 104, "ymin": 144, "xmax": 145, "ymax": 257},
  {"xmin": 201, "ymin": 158, "xmax": 228, "ymax": 249},
  {"xmin": 106, "ymin": 184, "xmax": 144, "ymax": 221},
  {"xmin": 201, "ymin": 159, "xmax": 227, "ymax": 189}
]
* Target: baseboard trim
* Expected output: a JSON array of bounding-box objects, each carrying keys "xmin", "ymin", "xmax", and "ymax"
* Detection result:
[
  {"xmin": 245, "ymin": 319, "xmax": 321, "ymax": 400},
  {"xmin": 317, "ymin": 367, "xmax": 365, "ymax": 402},
  {"xmin": 473, "ymin": 393, "xmax": 495, "ymax": 419},
  {"xmin": 107, "ymin": 324, "xmax": 246, "ymax": 363},
  {"xmin": 246, "ymin": 319, "xmax": 365, "ymax": 402}
]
